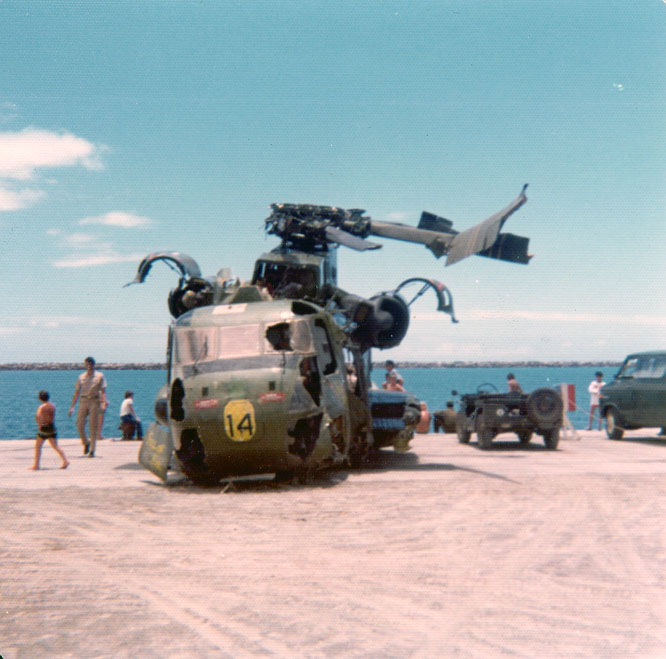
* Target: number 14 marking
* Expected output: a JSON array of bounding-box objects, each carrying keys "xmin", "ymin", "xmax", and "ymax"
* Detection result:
[{"xmin": 223, "ymin": 400, "xmax": 256, "ymax": 441}]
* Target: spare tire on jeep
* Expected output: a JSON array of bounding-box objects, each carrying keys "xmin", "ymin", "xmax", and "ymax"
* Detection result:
[{"xmin": 526, "ymin": 388, "xmax": 563, "ymax": 426}]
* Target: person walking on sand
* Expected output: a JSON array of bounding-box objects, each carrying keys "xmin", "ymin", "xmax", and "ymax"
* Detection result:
[
  {"xmin": 97, "ymin": 396, "xmax": 108, "ymax": 443},
  {"xmin": 68, "ymin": 356, "xmax": 107, "ymax": 457},
  {"xmin": 587, "ymin": 371, "xmax": 606, "ymax": 430},
  {"xmin": 31, "ymin": 391, "xmax": 69, "ymax": 470}
]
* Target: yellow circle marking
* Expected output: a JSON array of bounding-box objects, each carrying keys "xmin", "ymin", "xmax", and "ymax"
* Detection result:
[{"xmin": 223, "ymin": 399, "xmax": 256, "ymax": 442}]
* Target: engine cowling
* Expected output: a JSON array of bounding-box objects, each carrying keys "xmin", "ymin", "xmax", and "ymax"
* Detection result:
[{"xmin": 348, "ymin": 293, "xmax": 410, "ymax": 350}]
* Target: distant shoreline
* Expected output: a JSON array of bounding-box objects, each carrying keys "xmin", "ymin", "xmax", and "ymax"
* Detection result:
[{"xmin": 0, "ymin": 361, "xmax": 621, "ymax": 371}]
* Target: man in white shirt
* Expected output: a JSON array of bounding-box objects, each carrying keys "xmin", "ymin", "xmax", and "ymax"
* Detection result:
[
  {"xmin": 587, "ymin": 371, "xmax": 606, "ymax": 430},
  {"xmin": 120, "ymin": 390, "xmax": 143, "ymax": 440},
  {"xmin": 68, "ymin": 356, "xmax": 107, "ymax": 457}
]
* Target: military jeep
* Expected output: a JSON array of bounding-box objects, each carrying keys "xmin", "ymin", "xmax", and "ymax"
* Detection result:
[{"xmin": 456, "ymin": 385, "xmax": 563, "ymax": 450}]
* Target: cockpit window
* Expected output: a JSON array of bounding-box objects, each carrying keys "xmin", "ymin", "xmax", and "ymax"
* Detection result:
[
  {"xmin": 173, "ymin": 319, "xmax": 314, "ymax": 365},
  {"xmin": 265, "ymin": 318, "xmax": 313, "ymax": 353},
  {"xmin": 618, "ymin": 356, "xmax": 666, "ymax": 379},
  {"xmin": 173, "ymin": 324, "xmax": 262, "ymax": 364}
]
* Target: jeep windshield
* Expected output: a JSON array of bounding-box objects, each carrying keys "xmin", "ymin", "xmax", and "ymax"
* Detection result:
[
  {"xmin": 172, "ymin": 319, "xmax": 314, "ymax": 365},
  {"xmin": 616, "ymin": 356, "xmax": 666, "ymax": 379}
]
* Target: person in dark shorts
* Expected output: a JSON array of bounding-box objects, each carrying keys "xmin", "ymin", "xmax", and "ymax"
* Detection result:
[{"xmin": 31, "ymin": 390, "xmax": 69, "ymax": 470}]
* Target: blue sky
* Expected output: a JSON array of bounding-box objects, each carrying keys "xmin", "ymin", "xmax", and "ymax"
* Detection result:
[{"xmin": 1, "ymin": 0, "xmax": 664, "ymax": 363}]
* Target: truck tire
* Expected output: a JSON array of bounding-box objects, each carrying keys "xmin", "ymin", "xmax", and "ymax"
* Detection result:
[
  {"xmin": 517, "ymin": 431, "xmax": 533, "ymax": 445},
  {"xmin": 605, "ymin": 408, "xmax": 624, "ymax": 440},
  {"xmin": 457, "ymin": 423, "xmax": 471, "ymax": 444},
  {"xmin": 543, "ymin": 427, "xmax": 560, "ymax": 450},
  {"xmin": 526, "ymin": 388, "xmax": 563, "ymax": 426},
  {"xmin": 477, "ymin": 425, "xmax": 494, "ymax": 450}
]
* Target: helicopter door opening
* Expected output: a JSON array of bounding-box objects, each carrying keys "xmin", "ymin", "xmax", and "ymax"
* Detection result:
[{"xmin": 313, "ymin": 319, "xmax": 346, "ymax": 425}]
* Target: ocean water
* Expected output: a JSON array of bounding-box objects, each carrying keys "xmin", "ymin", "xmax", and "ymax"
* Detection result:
[
  {"xmin": 0, "ymin": 370, "xmax": 168, "ymax": 441},
  {"xmin": 0, "ymin": 365, "xmax": 615, "ymax": 440}
]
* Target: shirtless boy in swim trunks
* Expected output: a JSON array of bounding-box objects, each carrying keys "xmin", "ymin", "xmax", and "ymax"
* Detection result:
[{"xmin": 31, "ymin": 390, "xmax": 69, "ymax": 470}]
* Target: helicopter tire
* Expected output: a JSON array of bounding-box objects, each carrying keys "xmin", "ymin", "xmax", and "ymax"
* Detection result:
[
  {"xmin": 186, "ymin": 471, "xmax": 220, "ymax": 487},
  {"xmin": 273, "ymin": 470, "xmax": 295, "ymax": 483},
  {"xmin": 349, "ymin": 442, "xmax": 372, "ymax": 467}
]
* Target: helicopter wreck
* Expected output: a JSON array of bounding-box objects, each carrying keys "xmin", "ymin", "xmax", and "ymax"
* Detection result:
[{"xmin": 128, "ymin": 185, "xmax": 531, "ymax": 483}]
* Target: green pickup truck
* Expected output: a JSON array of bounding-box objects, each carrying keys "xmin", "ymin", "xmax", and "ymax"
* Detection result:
[{"xmin": 599, "ymin": 351, "xmax": 666, "ymax": 439}]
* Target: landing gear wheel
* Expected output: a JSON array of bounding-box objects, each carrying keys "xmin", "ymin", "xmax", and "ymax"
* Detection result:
[
  {"xmin": 517, "ymin": 431, "xmax": 533, "ymax": 445},
  {"xmin": 273, "ymin": 470, "xmax": 295, "ymax": 483},
  {"xmin": 543, "ymin": 427, "xmax": 560, "ymax": 450},
  {"xmin": 477, "ymin": 425, "xmax": 494, "ymax": 450},
  {"xmin": 349, "ymin": 436, "xmax": 372, "ymax": 467},
  {"xmin": 605, "ymin": 409, "xmax": 624, "ymax": 440},
  {"xmin": 187, "ymin": 471, "xmax": 220, "ymax": 487}
]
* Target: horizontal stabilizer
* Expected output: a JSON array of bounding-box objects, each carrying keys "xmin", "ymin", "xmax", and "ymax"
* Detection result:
[
  {"xmin": 418, "ymin": 211, "xmax": 456, "ymax": 234},
  {"xmin": 477, "ymin": 233, "xmax": 531, "ymax": 264},
  {"xmin": 445, "ymin": 185, "xmax": 528, "ymax": 266}
]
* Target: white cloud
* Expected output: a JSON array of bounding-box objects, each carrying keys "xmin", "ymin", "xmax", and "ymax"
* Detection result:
[
  {"xmin": 410, "ymin": 309, "xmax": 666, "ymax": 326},
  {"xmin": 0, "ymin": 185, "xmax": 45, "ymax": 211},
  {"xmin": 65, "ymin": 232, "xmax": 97, "ymax": 245},
  {"xmin": 53, "ymin": 251, "xmax": 147, "ymax": 268},
  {"xmin": 0, "ymin": 128, "xmax": 104, "ymax": 180},
  {"xmin": 79, "ymin": 211, "xmax": 154, "ymax": 228},
  {"xmin": 385, "ymin": 211, "xmax": 411, "ymax": 221},
  {"xmin": 0, "ymin": 102, "xmax": 19, "ymax": 124},
  {"xmin": 613, "ymin": 83, "xmax": 624, "ymax": 92}
]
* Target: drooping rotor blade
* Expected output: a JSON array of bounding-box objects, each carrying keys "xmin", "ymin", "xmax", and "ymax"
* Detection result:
[
  {"xmin": 367, "ymin": 221, "xmax": 456, "ymax": 258},
  {"xmin": 325, "ymin": 226, "xmax": 382, "ymax": 251},
  {"xmin": 445, "ymin": 184, "xmax": 529, "ymax": 266},
  {"xmin": 124, "ymin": 251, "xmax": 203, "ymax": 287}
]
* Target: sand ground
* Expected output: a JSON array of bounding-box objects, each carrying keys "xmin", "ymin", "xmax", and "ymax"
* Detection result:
[{"xmin": 1, "ymin": 428, "xmax": 666, "ymax": 658}]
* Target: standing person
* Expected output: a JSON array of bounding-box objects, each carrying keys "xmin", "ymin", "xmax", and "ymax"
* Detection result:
[
  {"xmin": 384, "ymin": 360, "xmax": 404, "ymax": 387},
  {"xmin": 415, "ymin": 401, "xmax": 431, "ymax": 433},
  {"xmin": 507, "ymin": 373, "xmax": 523, "ymax": 393},
  {"xmin": 31, "ymin": 391, "xmax": 69, "ymax": 470},
  {"xmin": 433, "ymin": 401, "xmax": 458, "ymax": 433},
  {"xmin": 587, "ymin": 371, "xmax": 606, "ymax": 430},
  {"xmin": 68, "ymin": 356, "xmax": 107, "ymax": 457},
  {"xmin": 120, "ymin": 391, "xmax": 143, "ymax": 440}
]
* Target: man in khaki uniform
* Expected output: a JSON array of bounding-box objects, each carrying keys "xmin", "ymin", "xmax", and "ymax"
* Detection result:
[{"xmin": 68, "ymin": 356, "xmax": 108, "ymax": 457}]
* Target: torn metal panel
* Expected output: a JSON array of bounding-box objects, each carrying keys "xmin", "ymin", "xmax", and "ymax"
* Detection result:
[{"xmin": 138, "ymin": 423, "xmax": 174, "ymax": 481}]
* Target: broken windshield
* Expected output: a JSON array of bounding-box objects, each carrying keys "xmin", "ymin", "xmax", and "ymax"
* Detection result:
[
  {"xmin": 173, "ymin": 324, "xmax": 262, "ymax": 365},
  {"xmin": 173, "ymin": 319, "xmax": 314, "ymax": 365}
]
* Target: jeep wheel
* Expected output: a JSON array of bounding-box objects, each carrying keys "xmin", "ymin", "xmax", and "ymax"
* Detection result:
[
  {"xmin": 477, "ymin": 425, "xmax": 494, "ymax": 450},
  {"xmin": 457, "ymin": 423, "xmax": 471, "ymax": 444},
  {"xmin": 527, "ymin": 388, "xmax": 563, "ymax": 425},
  {"xmin": 517, "ymin": 431, "xmax": 533, "ymax": 445},
  {"xmin": 543, "ymin": 427, "xmax": 560, "ymax": 450},
  {"xmin": 605, "ymin": 408, "xmax": 624, "ymax": 440}
]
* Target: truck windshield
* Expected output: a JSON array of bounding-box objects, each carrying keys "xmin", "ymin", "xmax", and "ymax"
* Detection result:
[{"xmin": 618, "ymin": 356, "xmax": 666, "ymax": 379}]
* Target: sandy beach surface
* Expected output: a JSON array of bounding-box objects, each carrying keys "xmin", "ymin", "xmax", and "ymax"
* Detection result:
[{"xmin": 2, "ymin": 428, "xmax": 666, "ymax": 658}]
